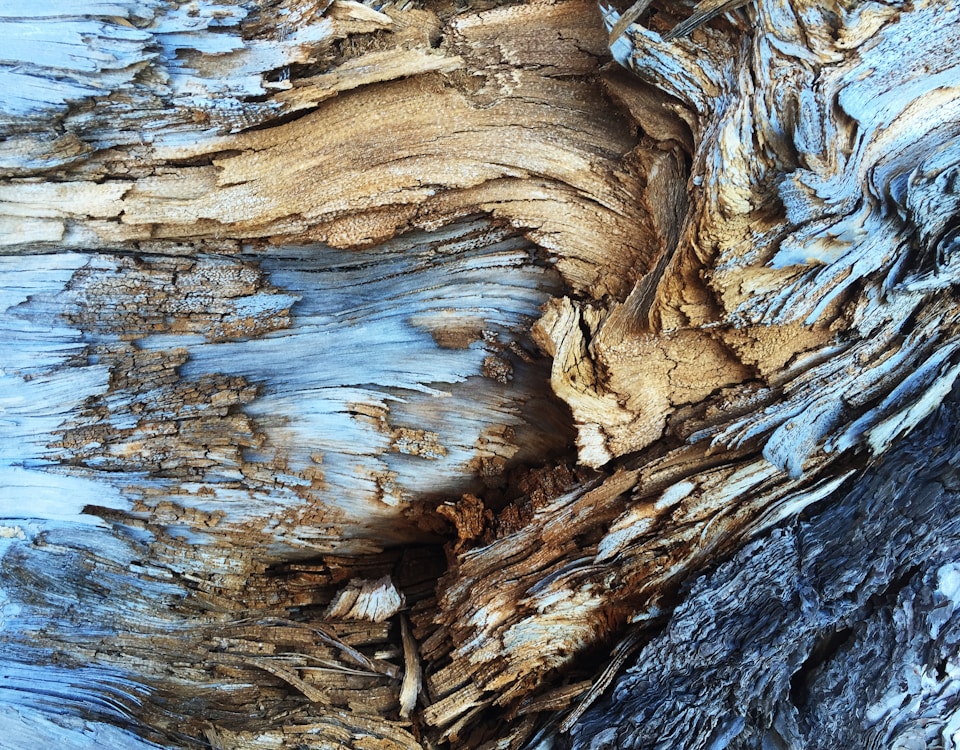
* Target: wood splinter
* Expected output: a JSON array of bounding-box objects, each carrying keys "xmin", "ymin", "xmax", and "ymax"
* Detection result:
[{"xmin": 1, "ymin": 0, "xmax": 958, "ymax": 748}]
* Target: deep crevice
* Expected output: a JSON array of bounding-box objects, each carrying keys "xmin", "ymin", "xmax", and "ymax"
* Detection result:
[{"xmin": 789, "ymin": 625, "xmax": 853, "ymax": 709}]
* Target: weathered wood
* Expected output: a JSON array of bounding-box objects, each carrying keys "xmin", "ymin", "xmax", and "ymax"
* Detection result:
[
  {"xmin": 414, "ymin": 1, "xmax": 960, "ymax": 743},
  {"xmin": 562, "ymin": 383, "xmax": 960, "ymax": 749},
  {"xmin": 0, "ymin": 0, "xmax": 958, "ymax": 748},
  {"xmin": 1, "ymin": 222, "xmax": 570, "ymax": 551}
]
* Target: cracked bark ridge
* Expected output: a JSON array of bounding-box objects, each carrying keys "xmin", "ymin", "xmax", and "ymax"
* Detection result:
[{"xmin": 562, "ymin": 383, "xmax": 960, "ymax": 750}]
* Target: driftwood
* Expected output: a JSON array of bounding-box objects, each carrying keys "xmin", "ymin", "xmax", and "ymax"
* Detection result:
[{"xmin": 1, "ymin": 0, "xmax": 958, "ymax": 748}]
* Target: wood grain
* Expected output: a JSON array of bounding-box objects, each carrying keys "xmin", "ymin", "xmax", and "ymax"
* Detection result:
[{"xmin": 1, "ymin": 0, "xmax": 958, "ymax": 747}]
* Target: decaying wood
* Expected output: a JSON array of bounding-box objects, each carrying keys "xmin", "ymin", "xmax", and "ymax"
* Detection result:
[
  {"xmin": 1, "ymin": 0, "xmax": 958, "ymax": 748},
  {"xmin": 563, "ymin": 384, "xmax": 960, "ymax": 749},
  {"xmin": 415, "ymin": 1, "xmax": 960, "ymax": 743}
]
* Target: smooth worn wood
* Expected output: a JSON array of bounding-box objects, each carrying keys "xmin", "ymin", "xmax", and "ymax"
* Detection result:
[{"xmin": 1, "ymin": 0, "xmax": 958, "ymax": 748}]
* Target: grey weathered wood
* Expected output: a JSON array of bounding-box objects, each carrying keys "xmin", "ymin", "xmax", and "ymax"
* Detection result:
[
  {"xmin": 0, "ymin": 0, "xmax": 959, "ymax": 748},
  {"xmin": 419, "ymin": 3, "xmax": 960, "ymax": 743},
  {"xmin": 561, "ymin": 383, "xmax": 960, "ymax": 750}
]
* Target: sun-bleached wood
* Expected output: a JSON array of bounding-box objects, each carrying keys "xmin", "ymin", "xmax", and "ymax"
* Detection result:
[{"xmin": 1, "ymin": 0, "xmax": 958, "ymax": 748}]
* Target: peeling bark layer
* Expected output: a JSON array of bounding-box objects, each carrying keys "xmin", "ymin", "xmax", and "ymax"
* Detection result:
[
  {"xmin": 0, "ymin": 0, "xmax": 958, "ymax": 748},
  {"xmin": 3, "ymin": 220, "xmax": 569, "ymax": 553}
]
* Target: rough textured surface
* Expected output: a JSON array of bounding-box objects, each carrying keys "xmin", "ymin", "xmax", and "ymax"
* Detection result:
[
  {"xmin": 0, "ymin": 0, "xmax": 958, "ymax": 748},
  {"xmin": 414, "ymin": 2, "xmax": 960, "ymax": 741},
  {"xmin": 563, "ymin": 383, "xmax": 960, "ymax": 750},
  {"xmin": 2, "ymin": 220, "xmax": 569, "ymax": 552}
]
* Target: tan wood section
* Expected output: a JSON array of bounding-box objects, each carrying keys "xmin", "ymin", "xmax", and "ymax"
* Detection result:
[{"xmin": 1, "ymin": 0, "xmax": 958, "ymax": 747}]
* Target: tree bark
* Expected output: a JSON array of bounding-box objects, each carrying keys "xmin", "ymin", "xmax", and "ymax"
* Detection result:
[{"xmin": 1, "ymin": 0, "xmax": 958, "ymax": 748}]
